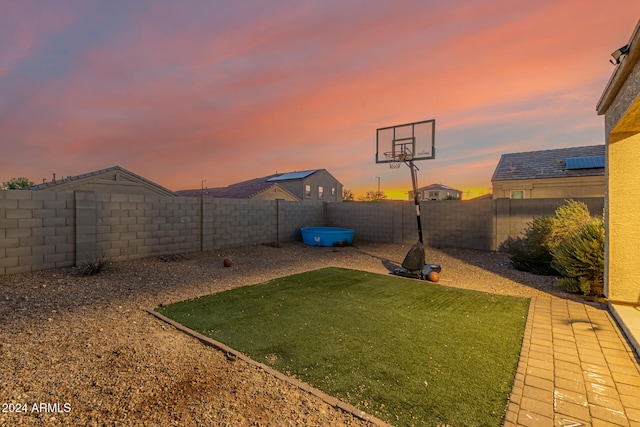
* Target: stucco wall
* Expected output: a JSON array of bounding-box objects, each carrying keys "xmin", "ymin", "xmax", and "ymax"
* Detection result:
[
  {"xmin": 602, "ymin": 44, "xmax": 640, "ymax": 304},
  {"xmin": 493, "ymin": 176, "xmax": 605, "ymax": 199},
  {"xmin": 607, "ymin": 132, "xmax": 640, "ymax": 303},
  {"xmin": 278, "ymin": 171, "xmax": 343, "ymax": 202},
  {"xmin": 251, "ymin": 186, "xmax": 298, "ymax": 201}
]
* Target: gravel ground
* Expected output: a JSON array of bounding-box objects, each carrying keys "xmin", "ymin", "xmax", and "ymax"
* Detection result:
[{"xmin": 0, "ymin": 242, "xmax": 579, "ymax": 427}]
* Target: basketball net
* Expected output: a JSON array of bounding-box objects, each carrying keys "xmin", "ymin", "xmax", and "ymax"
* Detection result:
[{"xmin": 384, "ymin": 152, "xmax": 407, "ymax": 169}]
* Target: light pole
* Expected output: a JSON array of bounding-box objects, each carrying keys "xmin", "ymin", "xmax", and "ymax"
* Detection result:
[{"xmin": 376, "ymin": 176, "xmax": 380, "ymax": 199}]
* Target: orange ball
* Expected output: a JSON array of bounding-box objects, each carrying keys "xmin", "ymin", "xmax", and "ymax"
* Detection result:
[
  {"xmin": 223, "ymin": 258, "xmax": 232, "ymax": 267},
  {"xmin": 427, "ymin": 271, "xmax": 439, "ymax": 282}
]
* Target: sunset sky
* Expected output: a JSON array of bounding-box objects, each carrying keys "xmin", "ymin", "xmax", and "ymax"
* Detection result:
[{"xmin": 1, "ymin": 1, "xmax": 639, "ymax": 200}]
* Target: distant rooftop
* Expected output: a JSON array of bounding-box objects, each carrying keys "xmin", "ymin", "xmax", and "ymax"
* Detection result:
[
  {"xmin": 176, "ymin": 174, "xmax": 281, "ymax": 199},
  {"xmin": 176, "ymin": 169, "xmax": 325, "ymax": 199},
  {"xmin": 492, "ymin": 145, "xmax": 605, "ymax": 182},
  {"xmin": 266, "ymin": 170, "xmax": 318, "ymax": 182},
  {"xmin": 23, "ymin": 165, "xmax": 175, "ymax": 195},
  {"xmin": 417, "ymin": 183, "xmax": 461, "ymax": 192}
]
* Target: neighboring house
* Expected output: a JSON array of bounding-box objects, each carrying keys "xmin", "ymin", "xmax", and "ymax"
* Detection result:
[
  {"xmin": 177, "ymin": 169, "xmax": 343, "ymax": 202},
  {"xmin": 409, "ymin": 183, "xmax": 461, "ymax": 201},
  {"xmin": 176, "ymin": 175, "xmax": 300, "ymax": 201},
  {"xmin": 596, "ymin": 20, "xmax": 640, "ymax": 353},
  {"xmin": 491, "ymin": 145, "xmax": 605, "ymax": 199},
  {"xmin": 23, "ymin": 166, "xmax": 175, "ymax": 197}
]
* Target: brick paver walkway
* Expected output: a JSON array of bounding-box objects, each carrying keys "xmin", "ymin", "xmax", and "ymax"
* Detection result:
[{"xmin": 504, "ymin": 297, "xmax": 640, "ymax": 427}]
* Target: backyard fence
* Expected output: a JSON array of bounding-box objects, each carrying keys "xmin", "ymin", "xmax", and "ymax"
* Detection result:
[{"xmin": 0, "ymin": 189, "xmax": 603, "ymax": 276}]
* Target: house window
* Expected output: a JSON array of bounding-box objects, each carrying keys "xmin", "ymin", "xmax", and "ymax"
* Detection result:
[
  {"xmin": 428, "ymin": 191, "xmax": 439, "ymax": 200},
  {"xmin": 318, "ymin": 186, "xmax": 324, "ymax": 198},
  {"xmin": 305, "ymin": 184, "xmax": 311, "ymax": 198},
  {"xmin": 510, "ymin": 190, "xmax": 525, "ymax": 199},
  {"xmin": 331, "ymin": 187, "xmax": 335, "ymax": 196}
]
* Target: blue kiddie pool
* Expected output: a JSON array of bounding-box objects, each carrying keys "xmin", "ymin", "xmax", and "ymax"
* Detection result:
[{"xmin": 300, "ymin": 227, "xmax": 355, "ymax": 247}]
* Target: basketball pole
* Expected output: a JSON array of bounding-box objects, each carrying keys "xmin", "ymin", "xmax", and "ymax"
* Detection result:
[{"xmin": 408, "ymin": 159, "xmax": 423, "ymax": 244}]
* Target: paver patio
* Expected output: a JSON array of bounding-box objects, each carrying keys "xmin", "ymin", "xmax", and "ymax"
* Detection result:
[{"xmin": 504, "ymin": 297, "xmax": 640, "ymax": 427}]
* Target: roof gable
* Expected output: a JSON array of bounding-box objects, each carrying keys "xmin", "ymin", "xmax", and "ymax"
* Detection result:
[
  {"xmin": 24, "ymin": 166, "xmax": 175, "ymax": 196},
  {"xmin": 492, "ymin": 145, "xmax": 605, "ymax": 182},
  {"xmin": 416, "ymin": 183, "xmax": 461, "ymax": 192}
]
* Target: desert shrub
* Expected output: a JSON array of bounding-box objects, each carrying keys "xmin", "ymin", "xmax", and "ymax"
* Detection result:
[
  {"xmin": 505, "ymin": 216, "xmax": 557, "ymax": 275},
  {"xmin": 76, "ymin": 254, "xmax": 109, "ymax": 275},
  {"xmin": 554, "ymin": 277, "xmax": 582, "ymax": 294},
  {"xmin": 547, "ymin": 200, "xmax": 593, "ymax": 248},
  {"xmin": 505, "ymin": 200, "xmax": 600, "ymax": 277},
  {"xmin": 551, "ymin": 217, "xmax": 605, "ymax": 296}
]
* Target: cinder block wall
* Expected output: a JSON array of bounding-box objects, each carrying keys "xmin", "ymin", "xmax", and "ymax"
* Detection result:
[
  {"xmin": 92, "ymin": 193, "xmax": 201, "ymax": 262},
  {"xmin": 275, "ymin": 200, "xmax": 325, "ymax": 244},
  {"xmin": 0, "ymin": 190, "xmax": 75, "ymax": 275},
  {"xmin": 0, "ymin": 189, "xmax": 604, "ymax": 276},
  {"xmin": 211, "ymin": 199, "xmax": 277, "ymax": 248},
  {"xmin": 197, "ymin": 198, "xmax": 325, "ymax": 249},
  {"xmin": 328, "ymin": 197, "xmax": 603, "ymax": 251},
  {"xmin": 325, "ymin": 202, "xmax": 399, "ymax": 242},
  {"xmin": 417, "ymin": 199, "xmax": 496, "ymax": 250},
  {"xmin": 326, "ymin": 200, "xmax": 496, "ymax": 248}
]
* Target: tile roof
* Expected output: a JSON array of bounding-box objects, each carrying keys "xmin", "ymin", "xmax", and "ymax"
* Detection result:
[{"xmin": 491, "ymin": 145, "xmax": 605, "ymax": 182}]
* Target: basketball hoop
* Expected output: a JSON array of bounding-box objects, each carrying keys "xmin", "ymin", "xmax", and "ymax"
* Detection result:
[{"xmin": 384, "ymin": 152, "xmax": 406, "ymax": 169}]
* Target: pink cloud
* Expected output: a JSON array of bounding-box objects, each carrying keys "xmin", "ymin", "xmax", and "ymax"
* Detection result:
[{"xmin": 1, "ymin": 1, "xmax": 639, "ymax": 195}]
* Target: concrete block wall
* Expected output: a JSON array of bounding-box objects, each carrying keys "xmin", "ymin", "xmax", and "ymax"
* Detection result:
[
  {"xmin": 93, "ymin": 193, "xmax": 201, "ymax": 261},
  {"xmin": 211, "ymin": 198, "xmax": 277, "ymax": 249},
  {"xmin": 0, "ymin": 189, "xmax": 605, "ymax": 276},
  {"xmin": 417, "ymin": 199, "xmax": 496, "ymax": 250},
  {"xmin": 328, "ymin": 198, "xmax": 603, "ymax": 251},
  {"xmin": 201, "ymin": 197, "xmax": 215, "ymax": 251},
  {"xmin": 205, "ymin": 198, "xmax": 325, "ymax": 249},
  {"xmin": 0, "ymin": 190, "xmax": 75, "ymax": 275},
  {"xmin": 274, "ymin": 200, "xmax": 325, "ymax": 243},
  {"xmin": 327, "ymin": 202, "xmax": 400, "ymax": 243},
  {"xmin": 328, "ymin": 200, "xmax": 496, "ymax": 248}
]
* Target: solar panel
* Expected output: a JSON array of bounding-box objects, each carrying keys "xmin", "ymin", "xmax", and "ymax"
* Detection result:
[
  {"xmin": 565, "ymin": 156, "xmax": 605, "ymax": 170},
  {"xmin": 267, "ymin": 170, "xmax": 317, "ymax": 181}
]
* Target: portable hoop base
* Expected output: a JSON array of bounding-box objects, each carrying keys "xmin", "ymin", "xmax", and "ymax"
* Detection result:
[{"xmin": 393, "ymin": 264, "xmax": 441, "ymax": 281}]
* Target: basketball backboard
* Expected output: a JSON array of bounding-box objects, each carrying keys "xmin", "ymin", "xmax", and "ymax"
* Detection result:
[{"xmin": 375, "ymin": 119, "xmax": 435, "ymax": 164}]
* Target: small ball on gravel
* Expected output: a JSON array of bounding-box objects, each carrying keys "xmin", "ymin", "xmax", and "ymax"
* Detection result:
[{"xmin": 223, "ymin": 258, "xmax": 232, "ymax": 267}]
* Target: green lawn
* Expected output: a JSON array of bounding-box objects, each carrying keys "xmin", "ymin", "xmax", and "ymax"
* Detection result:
[{"xmin": 157, "ymin": 267, "xmax": 529, "ymax": 426}]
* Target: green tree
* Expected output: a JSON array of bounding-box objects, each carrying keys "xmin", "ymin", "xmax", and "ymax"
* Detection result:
[{"xmin": 2, "ymin": 177, "xmax": 34, "ymax": 189}]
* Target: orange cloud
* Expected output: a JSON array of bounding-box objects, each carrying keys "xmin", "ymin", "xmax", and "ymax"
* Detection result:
[{"xmin": 1, "ymin": 1, "xmax": 639, "ymax": 194}]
